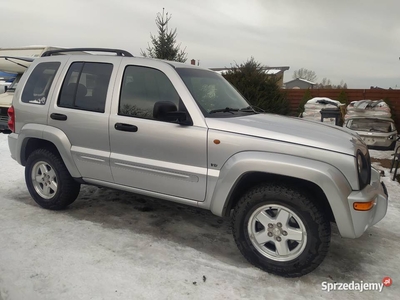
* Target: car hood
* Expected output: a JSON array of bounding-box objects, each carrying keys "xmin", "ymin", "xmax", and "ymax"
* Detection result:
[
  {"xmin": 0, "ymin": 91, "xmax": 13, "ymax": 107},
  {"xmin": 206, "ymin": 114, "xmax": 363, "ymax": 155}
]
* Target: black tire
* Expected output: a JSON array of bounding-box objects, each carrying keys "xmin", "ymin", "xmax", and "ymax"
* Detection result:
[
  {"xmin": 232, "ymin": 183, "xmax": 330, "ymax": 277},
  {"xmin": 25, "ymin": 148, "xmax": 81, "ymax": 210}
]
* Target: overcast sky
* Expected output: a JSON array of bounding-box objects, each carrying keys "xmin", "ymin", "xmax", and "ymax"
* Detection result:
[{"xmin": 2, "ymin": 0, "xmax": 400, "ymax": 88}]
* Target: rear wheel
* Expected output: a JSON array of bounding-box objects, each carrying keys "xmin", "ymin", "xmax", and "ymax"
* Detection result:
[
  {"xmin": 25, "ymin": 149, "xmax": 80, "ymax": 210},
  {"xmin": 232, "ymin": 183, "xmax": 331, "ymax": 277}
]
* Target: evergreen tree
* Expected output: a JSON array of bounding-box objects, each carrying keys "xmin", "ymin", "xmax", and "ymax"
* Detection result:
[
  {"xmin": 337, "ymin": 90, "xmax": 349, "ymax": 105},
  {"xmin": 223, "ymin": 57, "xmax": 289, "ymax": 115},
  {"xmin": 383, "ymin": 97, "xmax": 395, "ymax": 120},
  {"xmin": 141, "ymin": 8, "xmax": 187, "ymax": 62},
  {"xmin": 298, "ymin": 89, "xmax": 313, "ymax": 115}
]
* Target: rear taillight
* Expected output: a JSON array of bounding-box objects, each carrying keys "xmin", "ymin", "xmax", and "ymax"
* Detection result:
[{"xmin": 7, "ymin": 106, "xmax": 15, "ymax": 133}]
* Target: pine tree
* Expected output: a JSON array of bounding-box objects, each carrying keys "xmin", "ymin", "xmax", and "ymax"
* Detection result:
[
  {"xmin": 141, "ymin": 9, "xmax": 187, "ymax": 62},
  {"xmin": 383, "ymin": 97, "xmax": 395, "ymax": 120},
  {"xmin": 337, "ymin": 90, "xmax": 349, "ymax": 105},
  {"xmin": 298, "ymin": 89, "xmax": 313, "ymax": 115},
  {"xmin": 223, "ymin": 57, "xmax": 289, "ymax": 115}
]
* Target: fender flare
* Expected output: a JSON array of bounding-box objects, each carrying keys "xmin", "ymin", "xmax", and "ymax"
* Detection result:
[
  {"xmin": 18, "ymin": 124, "xmax": 81, "ymax": 178},
  {"xmin": 206, "ymin": 151, "xmax": 356, "ymax": 238}
]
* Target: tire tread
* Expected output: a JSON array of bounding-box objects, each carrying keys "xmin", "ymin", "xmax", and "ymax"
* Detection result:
[{"xmin": 25, "ymin": 148, "xmax": 80, "ymax": 210}]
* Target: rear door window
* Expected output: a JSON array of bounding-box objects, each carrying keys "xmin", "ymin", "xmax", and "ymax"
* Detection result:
[
  {"xmin": 21, "ymin": 62, "xmax": 60, "ymax": 104},
  {"xmin": 58, "ymin": 62, "xmax": 113, "ymax": 113}
]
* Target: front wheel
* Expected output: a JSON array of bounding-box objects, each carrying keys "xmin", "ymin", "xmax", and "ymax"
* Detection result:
[
  {"xmin": 25, "ymin": 149, "xmax": 81, "ymax": 210},
  {"xmin": 232, "ymin": 183, "xmax": 331, "ymax": 277}
]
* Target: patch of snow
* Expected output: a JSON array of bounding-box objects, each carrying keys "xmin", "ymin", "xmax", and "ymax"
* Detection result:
[
  {"xmin": 264, "ymin": 69, "xmax": 281, "ymax": 75},
  {"xmin": 306, "ymin": 97, "xmax": 341, "ymax": 105},
  {"xmin": 0, "ymin": 134, "xmax": 399, "ymax": 299},
  {"xmin": 285, "ymin": 78, "xmax": 316, "ymax": 85},
  {"xmin": 213, "ymin": 68, "xmax": 282, "ymax": 75},
  {"xmin": 370, "ymin": 148, "xmax": 399, "ymax": 160}
]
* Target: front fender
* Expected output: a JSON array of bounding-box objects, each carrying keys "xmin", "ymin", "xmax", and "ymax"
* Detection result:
[{"xmin": 204, "ymin": 151, "xmax": 357, "ymax": 238}]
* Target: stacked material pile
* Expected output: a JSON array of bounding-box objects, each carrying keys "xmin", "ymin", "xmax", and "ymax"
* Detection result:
[
  {"xmin": 302, "ymin": 97, "xmax": 343, "ymax": 125},
  {"xmin": 345, "ymin": 100, "xmax": 391, "ymax": 120}
]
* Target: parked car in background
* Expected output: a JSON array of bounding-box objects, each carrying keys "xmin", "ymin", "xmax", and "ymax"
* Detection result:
[{"xmin": 344, "ymin": 117, "xmax": 398, "ymax": 150}]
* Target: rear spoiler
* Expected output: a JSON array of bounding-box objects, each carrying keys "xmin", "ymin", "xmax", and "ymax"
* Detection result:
[{"xmin": 0, "ymin": 56, "xmax": 35, "ymax": 69}]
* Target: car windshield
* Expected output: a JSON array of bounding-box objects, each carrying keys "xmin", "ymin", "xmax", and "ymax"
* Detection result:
[
  {"xmin": 347, "ymin": 118, "xmax": 395, "ymax": 133},
  {"xmin": 6, "ymin": 74, "xmax": 22, "ymax": 92},
  {"xmin": 176, "ymin": 68, "xmax": 251, "ymax": 116}
]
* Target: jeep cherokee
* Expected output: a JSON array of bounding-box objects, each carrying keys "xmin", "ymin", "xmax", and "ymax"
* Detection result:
[{"xmin": 7, "ymin": 48, "xmax": 388, "ymax": 277}]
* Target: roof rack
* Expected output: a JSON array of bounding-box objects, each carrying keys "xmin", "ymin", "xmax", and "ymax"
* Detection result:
[{"xmin": 41, "ymin": 48, "xmax": 134, "ymax": 57}]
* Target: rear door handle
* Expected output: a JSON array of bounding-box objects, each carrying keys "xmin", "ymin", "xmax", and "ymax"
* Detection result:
[
  {"xmin": 50, "ymin": 113, "xmax": 67, "ymax": 121},
  {"xmin": 114, "ymin": 123, "xmax": 138, "ymax": 132}
]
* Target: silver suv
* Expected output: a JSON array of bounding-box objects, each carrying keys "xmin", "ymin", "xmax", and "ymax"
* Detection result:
[{"xmin": 7, "ymin": 48, "xmax": 388, "ymax": 277}]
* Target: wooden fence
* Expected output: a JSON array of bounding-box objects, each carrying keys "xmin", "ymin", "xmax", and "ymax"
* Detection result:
[{"xmin": 285, "ymin": 89, "xmax": 400, "ymax": 129}]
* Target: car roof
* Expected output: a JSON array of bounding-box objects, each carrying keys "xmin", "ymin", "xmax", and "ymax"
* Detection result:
[
  {"xmin": 38, "ymin": 47, "xmax": 213, "ymax": 72},
  {"xmin": 35, "ymin": 54, "xmax": 214, "ymax": 74}
]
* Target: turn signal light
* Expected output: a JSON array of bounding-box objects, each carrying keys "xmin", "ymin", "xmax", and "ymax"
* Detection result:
[{"xmin": 353, "ymin": 200, "xmax": 375, "ymax": 211}]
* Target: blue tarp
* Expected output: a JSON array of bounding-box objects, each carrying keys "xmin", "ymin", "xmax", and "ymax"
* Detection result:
[{"xmin": 0, "ymin": 71, "xmax": 16, "ymax": 81}]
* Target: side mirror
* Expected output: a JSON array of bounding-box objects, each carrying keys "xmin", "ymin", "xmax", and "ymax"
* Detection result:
[{"xmin": 153, "ymin": 101, "xmax": 191, "ymax": 125}]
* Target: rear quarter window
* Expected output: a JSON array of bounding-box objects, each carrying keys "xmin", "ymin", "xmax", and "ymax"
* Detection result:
[{"xmin": 21, "ymin": 62, "xmax": 61, "ymax": 105}]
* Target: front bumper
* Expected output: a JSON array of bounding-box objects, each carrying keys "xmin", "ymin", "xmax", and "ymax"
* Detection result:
[
  {"xmin": 359, "ymin": 134, "xmax": 396, "ymax": 150},
  {"xmin": 347, "ymin": 167, "xmax": 388, "ymax": 238}
]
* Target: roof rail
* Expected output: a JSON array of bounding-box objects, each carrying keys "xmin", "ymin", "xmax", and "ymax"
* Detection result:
[{"xmin": 41, "ymin": 48, "xmax": 134, "ymax": 57}]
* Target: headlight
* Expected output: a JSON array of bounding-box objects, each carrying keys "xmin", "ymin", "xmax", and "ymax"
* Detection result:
[{"xmin": 356, "ymin": 150, "xmax": 371, "ymax": 189}]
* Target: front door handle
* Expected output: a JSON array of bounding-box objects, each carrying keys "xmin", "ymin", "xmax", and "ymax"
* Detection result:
[
  {"xmin": 50, "ymin": 113, "xmax": 67, "ymax": 121},
  {"xmin": 114, "ymin": 123, "xmax": 138, "ymax": 132}
]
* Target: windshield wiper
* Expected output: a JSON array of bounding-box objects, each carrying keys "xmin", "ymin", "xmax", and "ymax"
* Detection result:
[
  {"xmin": 239, "ymin": 105, "xmax": 265, "ymax": 113},
  {"xmin": 209, "ymin": 107, "xmax": 239, "ymax": 114},
  {"xmin": 239, "ymin": 106, "xmax": 253, "ymax": 112}
]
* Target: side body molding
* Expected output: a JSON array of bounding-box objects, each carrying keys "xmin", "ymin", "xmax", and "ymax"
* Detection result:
[{"xmin": 203, "ymin": 151, "xmax": 356, "ymax": 238}]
